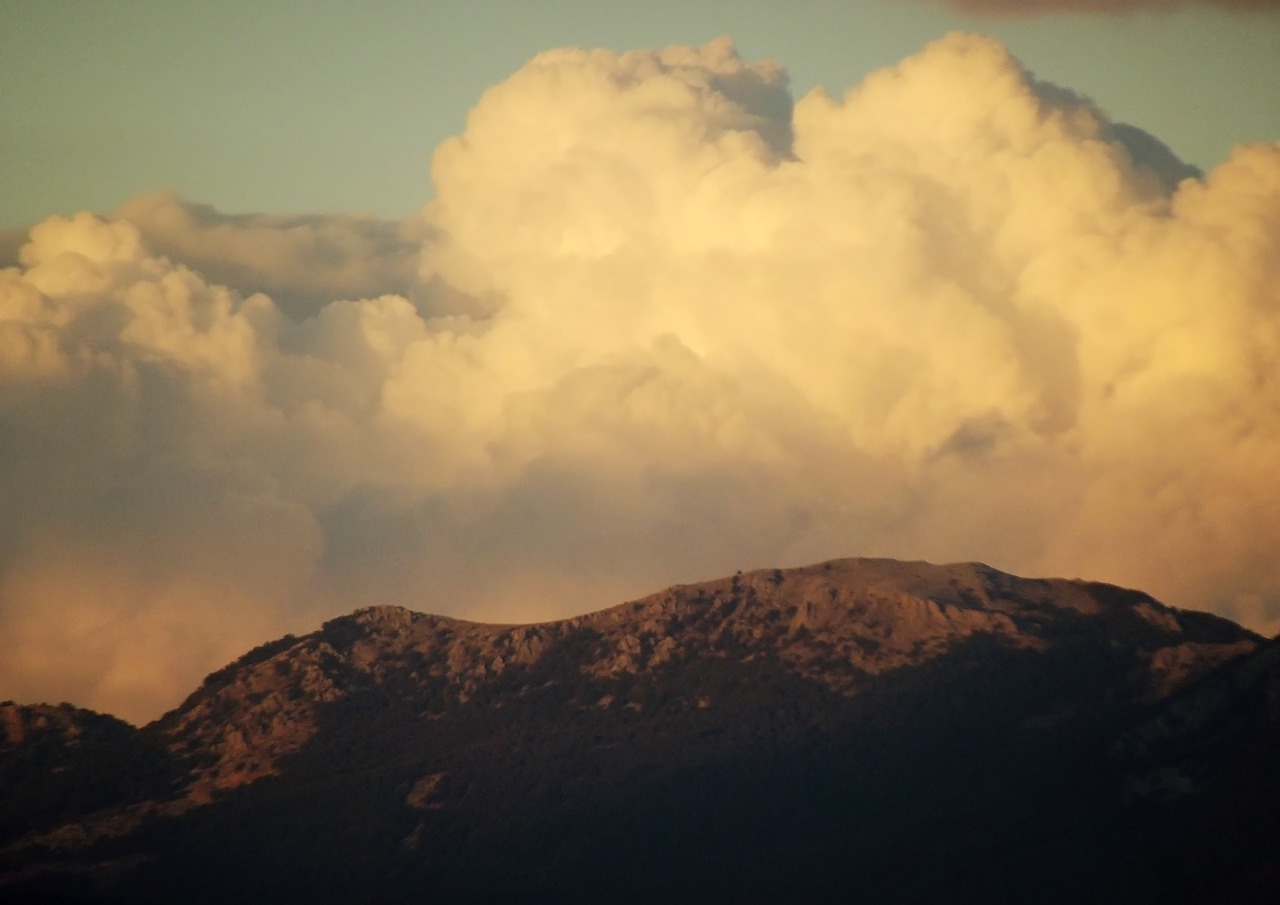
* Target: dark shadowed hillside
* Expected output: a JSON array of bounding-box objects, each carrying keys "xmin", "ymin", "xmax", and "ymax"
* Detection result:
[{"xmin": 1, "ymin": 558, "xmax": 1275, "ymax": 904}]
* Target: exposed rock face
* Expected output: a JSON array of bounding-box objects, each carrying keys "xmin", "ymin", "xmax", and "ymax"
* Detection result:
[
  {"xmin": 155, "ymin": 637, "xmax": 347, "ymax": 801},
  {"xmin": 1118, "ymin": 635, "xmax": 1280, "ymax": 796},
  {"xmin": 1, "ymin": 703, "xmax": 94, "ymax": 752},
  {"xmin": 1, "ymin": 558, "xmax": 1274, "ymax": 905}
]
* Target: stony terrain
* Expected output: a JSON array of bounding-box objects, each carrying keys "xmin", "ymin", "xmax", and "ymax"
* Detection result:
[{"xmin": 1, "ymin": 558, "xmax": 1275, "ymax": 904}]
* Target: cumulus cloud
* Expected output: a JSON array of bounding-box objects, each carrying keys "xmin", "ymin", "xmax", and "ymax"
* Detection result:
[
  {"xmin": 0, "ymin": 229, "xmax": 26, "ymax": 271},
  {"xmin": 2, "ymin": 34, "xmax": 1278, "ymax": 723},
  {"xmin": 931, "ymin": 0, "xmax": 1280, "ymax": 16},
  {"xmin": 111, "ymin": 191, "xmax": 427, "ymax": 319}
]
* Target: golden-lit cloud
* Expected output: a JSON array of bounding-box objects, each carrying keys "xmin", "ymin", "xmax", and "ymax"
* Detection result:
[
  {"xmin": 111, "ymin": 191, "xmax": 426, "ymax": 319},
  {"xmin": 2, "ymin": 34, "xmax": 1278, "ymax": 724}
]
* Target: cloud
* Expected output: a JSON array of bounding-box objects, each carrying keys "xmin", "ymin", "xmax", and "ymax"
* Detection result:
[
  {"xmin": 0, "ymin": 229, "xmax": 26, "ymax": 271},
  {"xmin": 111, "ymin": 191, "xmax": 427, "ymax": 319},
  {"xmin": 930, "ymin": 0, "xmax": 1280, "ymax": 16},
  {"xmin": 2, "ymin": 34, "xmax": 1278, "ymax": 723}
]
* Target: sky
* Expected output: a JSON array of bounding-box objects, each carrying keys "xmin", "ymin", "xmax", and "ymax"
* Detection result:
[
  {"xmin": 2, "ymin": 0, "xmax": 1279, "ymax": 724},
  {"xmin": 3, "ymin": 0, "xmax": 1278, "ymax": 230}
]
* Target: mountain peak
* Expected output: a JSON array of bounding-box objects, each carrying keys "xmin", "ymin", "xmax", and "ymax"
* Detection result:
[{"xmin": 2, "ymin": 558, "xmax": 1272, "ymax": 904}]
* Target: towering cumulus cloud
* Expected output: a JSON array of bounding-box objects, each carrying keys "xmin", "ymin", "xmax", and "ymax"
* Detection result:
[{"xmin": 2, "ymin": 34, "xmax": 1278, "ymax": 723}]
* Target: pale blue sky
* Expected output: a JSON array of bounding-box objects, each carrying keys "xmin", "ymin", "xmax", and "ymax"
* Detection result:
[{"xmin": 3, "ymin": 0, "xmax": 1278, "ymax": 230}]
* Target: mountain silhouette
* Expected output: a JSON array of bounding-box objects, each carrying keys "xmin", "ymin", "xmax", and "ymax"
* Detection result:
[{"xmin": 2, "ymin": 558, "xmax": 1276, "ymax": 903}]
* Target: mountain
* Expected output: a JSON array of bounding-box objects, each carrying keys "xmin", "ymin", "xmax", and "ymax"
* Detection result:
[{"xmin": 1, "ymin": 558, "xmax": 1275, "ymax": 904}]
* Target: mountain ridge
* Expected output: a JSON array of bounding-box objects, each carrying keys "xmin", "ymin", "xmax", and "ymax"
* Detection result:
[
  {"xmin": 2, "ymin": 557, "xmax": 1275, "ymax": 904},
  {"xmin": 143, "ymin": 558, "xmax": 1256, "ymax": 799}
]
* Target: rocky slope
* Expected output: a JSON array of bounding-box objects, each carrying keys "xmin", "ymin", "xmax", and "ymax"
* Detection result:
[{"xmin": 1, "ymin": 558, "xmax": 1274, "ymax": 904}]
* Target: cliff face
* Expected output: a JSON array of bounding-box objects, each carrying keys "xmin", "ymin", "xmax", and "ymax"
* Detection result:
[{"xmin": 1, "ymin": 558, "xmax": 1274, "ymax": 904}]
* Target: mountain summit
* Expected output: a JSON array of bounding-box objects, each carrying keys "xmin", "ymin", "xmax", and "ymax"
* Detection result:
[{"xmin": 2, "ymin": 559, "xmax": 1276, "ymax": 903}]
